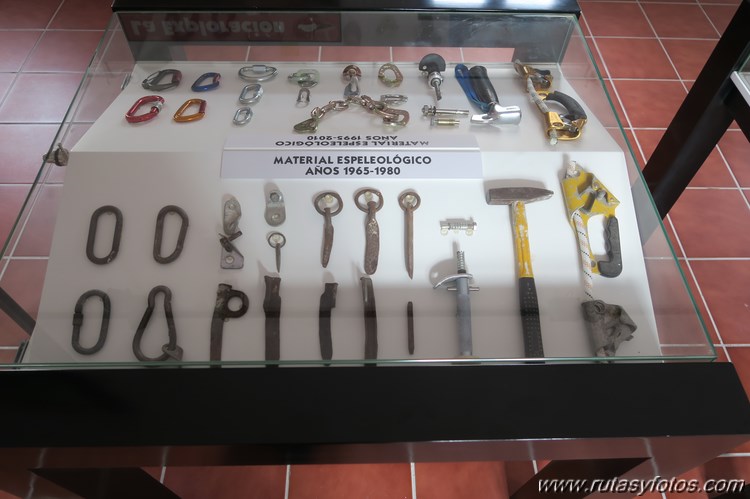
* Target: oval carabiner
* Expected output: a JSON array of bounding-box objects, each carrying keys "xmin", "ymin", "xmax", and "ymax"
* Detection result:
[
  {"xmin": 233, "ymin": 107, "xmax": 253, "ymax": 125},
  {"xmin": 174, "ymin": 98, "xmax": 206, "ymax": 122},
  {"xmin": 71, "ymin": 289, "xmax": 111, "ymax": 355},
  {"xmin": 133, "ymin": 285, "xmax": 182, "ymax": 362},
  {"xmin": 238, "ymin": 65, "xmax": 278, "ymax": 82},
  {"xmin": 153, "ymin": 205, "xmax": 189, "ymax": 264},
  {"xmin": 86, "ymin": 205, "xmax": 123, "ymax": 265},
  {"xmin": 125, "ymin": 95, "xmax": 164, "ymax": 124},
  {"xmin": 239, "ymin": 83, "xmax": 263, "ymax": 104},
  {"xmin": 142, "ymin": 69, "xmax": 182, "ymax": 91},
  {"xmin": 191, "ymin": 72, "xmax": 221, "ymax": 91}
]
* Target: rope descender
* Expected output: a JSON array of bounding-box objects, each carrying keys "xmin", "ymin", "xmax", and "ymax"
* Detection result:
[{"xmin": 514, "ymin": 60, "xmax": 587, "ymax": 144}]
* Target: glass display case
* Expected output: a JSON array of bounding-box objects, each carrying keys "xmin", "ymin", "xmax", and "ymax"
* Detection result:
[
  {"xmin": 731, "ymin": 52, "xmax": 750, "ymax": 106},
  {"xmin": 1, "ymin": 2, "xmax": 747, "ymax": 497},
  {"xmin": 1, "ymin": 2, "xmax": 715, "ymax": 368}
]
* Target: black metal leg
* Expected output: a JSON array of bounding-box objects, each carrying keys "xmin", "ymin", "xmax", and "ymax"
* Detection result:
[
  {"xmin": 510, "ymin": 458, "xmax": 647, "ymax": 499},
  {"xmin": 32, "ymin": 468, "xmax": 178, "ymax": 499},
  {"xmin": 642, "ymin": 0, "xmax": 750, "ymax": 218},
  {"xmin": 0, "ymin": 286, "xmax": 35, "ymax": 335}
]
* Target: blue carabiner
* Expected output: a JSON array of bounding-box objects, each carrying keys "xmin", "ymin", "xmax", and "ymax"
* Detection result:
[
  {"xmin": 191, "ymin": 72, "xmax": 221, "ymax": 92},
  {"xmin": 454, "ymin": 64, "xmax": 490, "ymax": 113}
]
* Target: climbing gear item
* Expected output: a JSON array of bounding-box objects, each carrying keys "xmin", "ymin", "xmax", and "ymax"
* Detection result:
[
  {"xmin": 239, "ymin": 83, "xmax": 263, "ymax": 104},
  {"xmin": 174, "ymin": 98, "xmax": 206, "ymax": 122},
  {"xmin": 132, "ymin": 285, "xmax": 182, "ymax": 362},
  {"xmin": 263, "ymin": 276, "xmax": 282, "ymax": 364},
  {"xmin": 191, "ymin": 72, "xmax": 221, "ymax": 91},
  {"xmin": 125, "ymin": 95, "xmax": 164, "ymax": 124},
  {"xmin": 210, "ymin": 283, "xmax": 250, "ymax": 362},
  {"xmin": 455, "ymin": 64, "xmax": 522, "ymax": 125},
  {"xmin": 314, "ymin": 191, "xmax": 343, "ymax": 268},
  {"xmin": 288, "ymin": 69, "xmax": 319, "ymax": 107},
  {"xmin": 238, "ymin": 65, "xmax": 278, "ymax": 82},
  {"xmin": 342, "ymin": 64, "xmax": 362, "ymax": 97},
  {"xmin": 378, "ymin": 63, "xmax": 403, "ymax": 87},
  {"xmin": 264, "ymin": 189, "xmax": 286, "ymax": 226},
  {"xmin": 293, "ymin": 95, "xmax": 409, "ymax": 133},
  {"xmin": 514, "ymin": 60, "xmax": 586, "ymax": 144},
  {"xmin": 354, "ymin": 188, "xmax": 383, "ymax": 275},
  {"xmin": 419, "ymin": 53, "xmax": 445, "ymax": 101},
  {"xmin": 153, "ymin": 205, "xmax": 189, "ymax": 264},
  {"xmin": 141, "ymin": 69, "xmax": 182, "ymax": 91},
  {"xmin": 71, "ymin": 289, "xmax": 110, "ymax": 355},
  {"xmin": 318, "ymin": 282, "xmax": 338, "ymax": 363},
  {"xmin": 562, "ymin": 161, "xmax": 622, "ymax": 281},
  {"xmin": 361, "ymin": 277, "xmax": 378, "ymax": 362},
  {"xmin": 219, "ymin": 197, "xmax": 244, "ymax": 269},
  {"xmin": 86, "ymin": 205, "xmax": 123, "ymax": 265},
  {"xmin": 233, "ymin": 107, "xmax": 253, "ymax": 125},
  {"xmin": 562, "ymin": 160, "xmax": 634, "ymax": 358}
]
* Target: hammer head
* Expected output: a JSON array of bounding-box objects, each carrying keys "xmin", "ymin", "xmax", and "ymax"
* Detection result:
[{"xmin": 487, "ymin": 187, "xmax": 554, "ymax": 205}]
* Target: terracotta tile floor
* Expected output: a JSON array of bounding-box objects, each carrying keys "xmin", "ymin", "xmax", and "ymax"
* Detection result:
[{"xmin": 0, "ymin": 0, "xmax": 749, "ymax": 496}]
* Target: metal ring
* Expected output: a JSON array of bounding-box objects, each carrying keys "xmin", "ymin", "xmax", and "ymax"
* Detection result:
[
  {"xmin": 217, "ymin": 284, "xmax": 250, "ymax": 319},
  {"xmin": 378, "ymin": 63, "xmax": 403, "ymax": 87},
  {"xmin": 133, "ymin": 285, "xmax": 179, "ymax": 362},
  {"xmin": 354, "ymin": 188, "xmax": 384, "ymax": 212},
  {"xmin": 238, "ymin": 65, "xmax": 278, "ymax": 82},
  {"xmin": 267, "ymin": 232, "xmax": 286, "ymax": 248},
  {"xmin": 153, "ymin": 205, "xmax": 189, "ymax": 264},
  {"xmin": 398, "ymin": 191, "xmax": 421, "ymax": 211},
  {"xmin": 86, "ymin": 205, "xmax": 123, "ymax": 265},
  {"xmin": 314, "ymin": 191, "xmax": 343, "ymax": 216},
  {"xmin": 71, "ymin": 289, "xmax": 110, "ymax": 355}
]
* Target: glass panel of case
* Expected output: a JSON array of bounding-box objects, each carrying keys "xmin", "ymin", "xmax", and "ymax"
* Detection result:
[{"xmin": 2, "ymin": 9, "xmax": 714, "ymax": 368}]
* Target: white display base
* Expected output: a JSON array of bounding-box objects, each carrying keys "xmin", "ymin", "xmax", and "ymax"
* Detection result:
[{"xmin": 25, "ymin": 61, "xmax": 660, "ymax": 364}]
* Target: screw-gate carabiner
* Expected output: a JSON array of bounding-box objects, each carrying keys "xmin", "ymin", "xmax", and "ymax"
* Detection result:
[
  {"xmin": 142, "ymin": 69, "xmax": 182, "ymax": 91},
  {"xmin": 125, "ymin": 95, "xmax": 164, "ymax": 124},
  {"xmin": 191, "ymin": 72, "xmax": 221, "ymax": 91},
  {"xmin": 173, "ymin": 98, "xmax": 207, "ymax": 122},
  {"xmin": 238, "ymin": 65, "xmax": 278, "ymax": 82}
]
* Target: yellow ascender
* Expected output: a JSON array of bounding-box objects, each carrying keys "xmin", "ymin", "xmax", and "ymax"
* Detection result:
[{"xmin": 562, "ymin": 162, "xmax": 622, "ymax": 277}]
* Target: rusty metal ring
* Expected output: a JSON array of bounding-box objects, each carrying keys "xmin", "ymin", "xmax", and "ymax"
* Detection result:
[
  {"xmin": 398, "ymin": 191, "xmax": 421, "ymax": 211},
  {"xmin": 314, "ymin": 191, "xmax": 344, "ymax": 217},
  {"xmin": 378, "ymin": 63, "xmax": 403, "ymax": 87},
  {"xmin": 354, "ymin": 188, "xmax": 384, "ymax": 212}
]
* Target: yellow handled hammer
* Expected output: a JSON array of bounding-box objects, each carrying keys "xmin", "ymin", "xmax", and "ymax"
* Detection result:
[{"xmin": 487, "ymin": 187, "xmax": 553, "ymax": 358}]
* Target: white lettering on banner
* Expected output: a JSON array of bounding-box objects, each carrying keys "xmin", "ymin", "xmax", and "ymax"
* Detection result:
[{"xmin": 221, "ymin": 134, "xmax": 482, "ymax": 179}]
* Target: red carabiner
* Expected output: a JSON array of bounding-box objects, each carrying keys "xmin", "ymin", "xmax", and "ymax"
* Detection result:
[{"xmin": 125, "ymin": 95, "xmax": 165, "ymax": 124}]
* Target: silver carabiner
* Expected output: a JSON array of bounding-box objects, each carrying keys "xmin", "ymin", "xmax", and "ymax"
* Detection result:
[
  {"xmin": 233, "ymin": 107, "xmax": 253, "ymax": 125},
  {"xmin": 238, "ymin": 65, "xmax": 278, "ymax": 82},
  {"xmin": 239, "ymin": 83, "xmax": 263, "ymax": 104}
]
